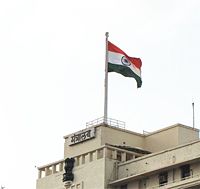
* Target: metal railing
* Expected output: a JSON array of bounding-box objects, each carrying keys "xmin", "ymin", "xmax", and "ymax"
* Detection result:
[{"xmin": 86, "ymin": 117, "xmax": 125, "ymax": 129}]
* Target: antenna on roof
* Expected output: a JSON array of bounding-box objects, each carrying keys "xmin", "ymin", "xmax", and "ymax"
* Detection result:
[{"xmin": 192, "ymin": 102, "xmax": 195, "ymax": 128}]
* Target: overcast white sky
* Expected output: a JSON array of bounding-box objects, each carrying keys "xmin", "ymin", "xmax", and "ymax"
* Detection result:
[{"xmin": 1, "ymin": 0, "xmax": 200, "ymax": 188}]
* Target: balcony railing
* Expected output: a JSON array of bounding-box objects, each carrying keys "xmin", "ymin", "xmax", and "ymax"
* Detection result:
[
  {"xmin": 86, "ymin": 117, "xmax": 125, "ymax": 129},
  {"xmin": 37, "ymin": 144, "xmax": 141, "ymax": 179}
]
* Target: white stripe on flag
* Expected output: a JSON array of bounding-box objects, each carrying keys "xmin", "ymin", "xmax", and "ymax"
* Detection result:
[{"xmin": 108, "ymin": 51, "xmax": 141, "ymax": 77}]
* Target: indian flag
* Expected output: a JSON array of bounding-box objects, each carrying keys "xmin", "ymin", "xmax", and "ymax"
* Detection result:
[{"xmin": 108, "ymin": 41, "xmax": 142, "ymax": 88}]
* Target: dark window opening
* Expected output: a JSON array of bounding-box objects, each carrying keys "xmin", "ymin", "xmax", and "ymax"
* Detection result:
[
  {"xmin": 117, "ymin": 151, "xmax": 122, "ymax": 161},
  {"xmin": 159, "ymin": 172, "xmax": 168, "ymax": 186},
  {"xmin": 126, "ymin": 153, "xmax": 133, "ymax": 161},
  {"xmin": 120, "ymin": 184, "xmax": 127, "ymax": 189},
  {"xmin": 181, "ymin": 164, "xmax": 190, "ymax": 179}
]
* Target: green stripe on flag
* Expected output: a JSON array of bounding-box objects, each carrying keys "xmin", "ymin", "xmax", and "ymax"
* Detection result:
[{"xmin": 108, "ymin": 63, "xmax": 142, "ymax": 88}]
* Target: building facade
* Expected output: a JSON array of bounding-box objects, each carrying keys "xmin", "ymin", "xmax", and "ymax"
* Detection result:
[{"xmin": 36, "ymin": 118, "xmax": 200, "ymax": 189}]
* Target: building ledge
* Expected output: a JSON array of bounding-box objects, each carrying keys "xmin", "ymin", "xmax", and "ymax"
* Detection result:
[
  {"xmin": 109, "ymin": 156, "xmax": 200, "ymax": 186},
  {"xmin": 144, "ymin": 123, "xmax": 199, "ymax": 137},
  {"xmin": 118, "ymin": 139, "xmax": 200, "ymax": 167}
]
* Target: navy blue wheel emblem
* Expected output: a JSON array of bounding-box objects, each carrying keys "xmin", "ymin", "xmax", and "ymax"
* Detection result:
[{"xmin": 121, "ymin": 56, "xmax": 131, "ymax": 66}]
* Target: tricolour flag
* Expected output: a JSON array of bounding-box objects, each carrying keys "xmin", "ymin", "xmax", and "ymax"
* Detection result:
[{"xmin": 108, "ymin": 41, "xmax": 142, "ymax": 88}]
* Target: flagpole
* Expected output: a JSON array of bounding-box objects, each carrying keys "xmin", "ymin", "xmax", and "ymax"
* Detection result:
[
  {"xmin": 192, "ymin": 102, "xmax": 195, "ymax": 128},
  {"xmin": 104, "ymin": 32, "xmax": 109, "ymax": 124}
]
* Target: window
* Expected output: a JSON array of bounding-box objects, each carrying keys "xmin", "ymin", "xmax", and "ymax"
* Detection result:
[
  {"xmin": 159, "ymin": 172, "xmax": 168, "ymax": 186},
  {"xmin": 117, "ymin": 151, "xmax": 122, "ymax": 161},
  {"xmin": 120, "ymin": 184, "xmax": 127, "ymax": 189},
  {"xmin": 180, "ymin": 164, "xmax": 190, "ymax": 179},
  {"xmin": 126, "ymin": 153, "xmax": 133, "ymax": 161}
]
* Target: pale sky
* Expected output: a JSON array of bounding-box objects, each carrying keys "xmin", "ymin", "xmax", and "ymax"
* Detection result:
[{"xmin": 0, "ymin": 0, "xmax": 200, "ymax": 188}]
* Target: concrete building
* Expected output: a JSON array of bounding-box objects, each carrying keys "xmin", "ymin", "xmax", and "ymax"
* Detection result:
[{"xmin": 36, "ymin": 117, "xmax": 200, "ymax": 189}]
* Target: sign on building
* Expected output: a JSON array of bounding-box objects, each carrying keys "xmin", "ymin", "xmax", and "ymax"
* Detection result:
[{"xmin": 69, "ymin": 127, "xmax": 95, "ymax": 146}]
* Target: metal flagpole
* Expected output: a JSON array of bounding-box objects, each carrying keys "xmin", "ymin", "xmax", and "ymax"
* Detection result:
[
  {"xmin": 192, "ymin": 102, "xmax": 195, "ymax": 128},
  {"xmin": 104, "ymin": 32, "xmax": 109, "ymax": 124}
]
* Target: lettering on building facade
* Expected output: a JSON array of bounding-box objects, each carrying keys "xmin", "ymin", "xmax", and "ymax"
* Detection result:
[{"xmin": 69, "ymin": 127, "xmax": 95, "ymax": 146}]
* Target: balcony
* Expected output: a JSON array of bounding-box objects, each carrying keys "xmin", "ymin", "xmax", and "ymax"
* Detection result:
[
  {"xmin": 37, "ymin": 144, "xmax": 143, "ymax": 179},
  {"xmin": 109, "ymin": 140, "xmax": 200, "ymax": 187},
  {"xmin": 37, "ymin": 159, "xmax": 64, "ymax": 179}
]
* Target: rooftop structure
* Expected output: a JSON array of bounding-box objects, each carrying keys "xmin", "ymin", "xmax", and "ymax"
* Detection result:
[{"xmin": 36, "ymin": 118, "xmax": 200, "ymax": 189}]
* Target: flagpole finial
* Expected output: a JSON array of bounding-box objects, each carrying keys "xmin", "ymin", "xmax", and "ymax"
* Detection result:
[{"xmin": 105, "ymin": 32, "xmax": 109, "ymax": 37}]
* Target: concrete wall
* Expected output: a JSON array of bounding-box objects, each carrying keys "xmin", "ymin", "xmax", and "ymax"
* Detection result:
[
  {"xmin": 136, "ymin": 162, "xmax": 200, "ymax": 188},
  {"xmin": 36, "ymin": 172, "xmax": 64, "ymax": 189},
  {"xmin": 178, "ymin": 126, "xmax": 199, "ymax": 145},
  {"xmin": 64, "ymin": 126, "xmax": 102, "ymax": 158},
  {"xmin": 72, "ymin": 158, "xmax": 105, "ymax": 189},
  {"xmin": 101, "ymin": 126, "xmax": 145, "ymax": 149},
  {"xmin": 144, "ymin": 126, "xmax": 179, "ymax": 152},
  {"xmin": 105, "ymin": 158, "xmax": 118, "ymax": 189},
  {"xmin": 64, "ymin": 124, "xmax": 199, "ymax": 158},
  {"xmin": 144, "ymin": 125, "xmax": 199, "ymax": 152},
  {"xmin": 117, "ymin": 140, "xmax": 200, "ymax": 180},
  {"xmin": 37, "ymin": 158, "xmax": 105, "ymax": 189},
  {"xmin": 64, "ymin": 125, "xmax": 145, "ymax": 158},
  {"xmin": 112, "ymin": 159, "xmax": 200, "ymax": 189}
]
